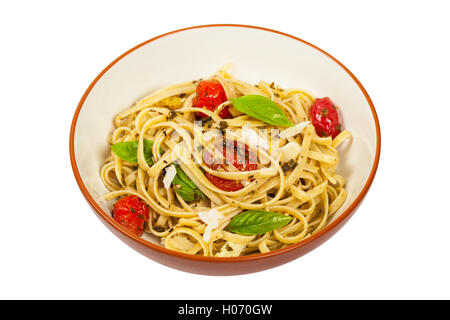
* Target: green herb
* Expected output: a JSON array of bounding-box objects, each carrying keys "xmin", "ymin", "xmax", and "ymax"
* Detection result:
[
  {"xmin": 232, "ymin": 95, "xmax": 293, "ymax": 127},
  {"xmin": 111, "ymin": 139, "xmax": 154, "ymax": 164},
  {"xmin": 319, "ymin": 130, "xmax": 328, "ymax": 137},
  {"xmin": 219, "ymin": 121, "xmax": 228, "ymax": 129},
  {"xmin": 281, "ymin": 159, "xmax": 297, "ymax": 172},
  {"xmin": 168, "ymin": 110, "xmax": 177, "ymax": 120},
  {"xmin": 154, "ymin": 225, "xmax": 165, "ymax": 232},
  {"xmin": 201, "ymin": 116, "xmax": 213, "ymax": 127},
  {"xmin": 321, "ymin": 108, "xmax": 329, "ymax": 117},
  {"xmin": 172, "ymin": 165, "xmax": 206, "ymax": 202},
  {"xmin": 228, "ymin": 210, "xmax": 292, "ymax": 235}
]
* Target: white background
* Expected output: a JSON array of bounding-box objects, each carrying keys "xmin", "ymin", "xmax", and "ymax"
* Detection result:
[{"xmin": 1, "ymin": 0, "xmax": 449, "ymax": 299}]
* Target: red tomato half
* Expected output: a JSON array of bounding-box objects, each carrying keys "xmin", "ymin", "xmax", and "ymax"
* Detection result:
[
  {"xmin": 112, "ymin": 195, "xmax": 149, "ymax": 236},
  {"xmin": 310, "ymin": 97, "xmax": 341, "ymax": 138},
  {"xmin": 224, "ymin": 140, "xmax": 257, "ymax": 172},
  {"xmin": 203, "ymin": 140, "xmax": 256, "ymax": 192},
  {"xmin": 203, "ymin": 172, "xmax": 244, "ymax": 192},
  {"xmin": 193, "ymin": 80, "xmax": 230, "ymax": 119}
]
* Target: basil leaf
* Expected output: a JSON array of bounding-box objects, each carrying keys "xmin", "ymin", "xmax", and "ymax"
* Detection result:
[
  {"xmin": 111, "ymin": 139, "xmax": 154, "ymax": 164},
  {"xmin": 174, "ymin": 165, "xmax": 198, "ymax": 190},
  {"xmin": 232, "ymin": 95, "xmax": 294, "ymax": 127},
  {"xmin": 228, "ymin": 210, "xmax": 292, "ymax": 235},
  {"xmin": 172, "ymin": 165, "xmax": 206, "ymax": 202}
]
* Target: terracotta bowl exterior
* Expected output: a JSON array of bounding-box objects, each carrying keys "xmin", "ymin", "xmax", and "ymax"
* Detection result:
[{"xmin": 70, "ymin": 24, "xmax": 381, "ymax": 275}]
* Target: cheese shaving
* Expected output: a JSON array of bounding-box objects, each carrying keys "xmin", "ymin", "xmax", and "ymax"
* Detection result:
[
  {"xmin": 163, "ymin": 164, "xmax": 177, "ymax": 190},
  {"xmin": 280, "ymin": 142, "xmax": 302, "ymax": 162},
  {"xmin": 279, "ymin": 121, "xmax": 310, "ymax": 139},
  {"xmin": 198, "ymin": 209, "xmax": 223, "ymax": 242}
]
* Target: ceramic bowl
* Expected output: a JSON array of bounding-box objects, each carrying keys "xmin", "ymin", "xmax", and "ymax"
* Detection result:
[{"xmin": 70, "ymin": 24, "xmax": 380, "ymax": 275}]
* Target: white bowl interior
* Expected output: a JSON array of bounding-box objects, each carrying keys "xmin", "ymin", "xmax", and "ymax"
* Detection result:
[{"xmin": 74, "ymin": 26, "xmax": 377, "ymax": 245}]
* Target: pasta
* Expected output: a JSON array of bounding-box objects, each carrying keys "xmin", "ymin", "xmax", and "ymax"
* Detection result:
[{"xmin": 100, "ymin": 65, "xmax": 352, "ymax": 257}]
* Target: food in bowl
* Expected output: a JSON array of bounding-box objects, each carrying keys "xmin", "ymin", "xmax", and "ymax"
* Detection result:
[{"xmin": 100, "ymin": 64, "xmax": 352, "ymax": 257}]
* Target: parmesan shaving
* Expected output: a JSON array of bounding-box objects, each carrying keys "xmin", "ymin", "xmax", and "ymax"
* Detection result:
[
  {"xmin": 279, "ymin": 121, "xmax": 310, "ymax": 139},
  {"xmin": 163, "ymin": 164, "xmax": 177, "ymax": 190},
  {"xmin": 280, "ymin": 142, "xmax": 302, "ymax": 162},
  {"xmin": 198, "ymin": 209, "xmax": 223, "ymax": 242}
]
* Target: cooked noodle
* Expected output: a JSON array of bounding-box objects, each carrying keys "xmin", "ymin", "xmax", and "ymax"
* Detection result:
[{"xmin": 100, "ymin": 65, "xmax": 351, "ymax": 257}]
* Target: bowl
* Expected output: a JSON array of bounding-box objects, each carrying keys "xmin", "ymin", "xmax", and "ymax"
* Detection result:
[{"xmin": 70, "ymin": 24, "xmax": 380, "ymax": 275}]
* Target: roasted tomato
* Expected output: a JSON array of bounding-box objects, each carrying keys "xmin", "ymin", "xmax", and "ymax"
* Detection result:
[
  {"xmin": 223, "ymin": 140, "xmax": 257, "ymax": 172},
  {"xmin": 203, "ymin": 140, "xmax": 256, "ymax": 192},
  {"xmin": 203, "ymin": 172, "xmax": 244, "ymax": 192},
  {"xmin": 310, "ymin": 97, "xmax": 341, "ymax": 138},
  {"xmin": 193, "ymin": 80, "xmax": 230, "ymax": 119},
  {"xmin": 112, "ymin": 195, "xmax": 149, "ymax": 236}
]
